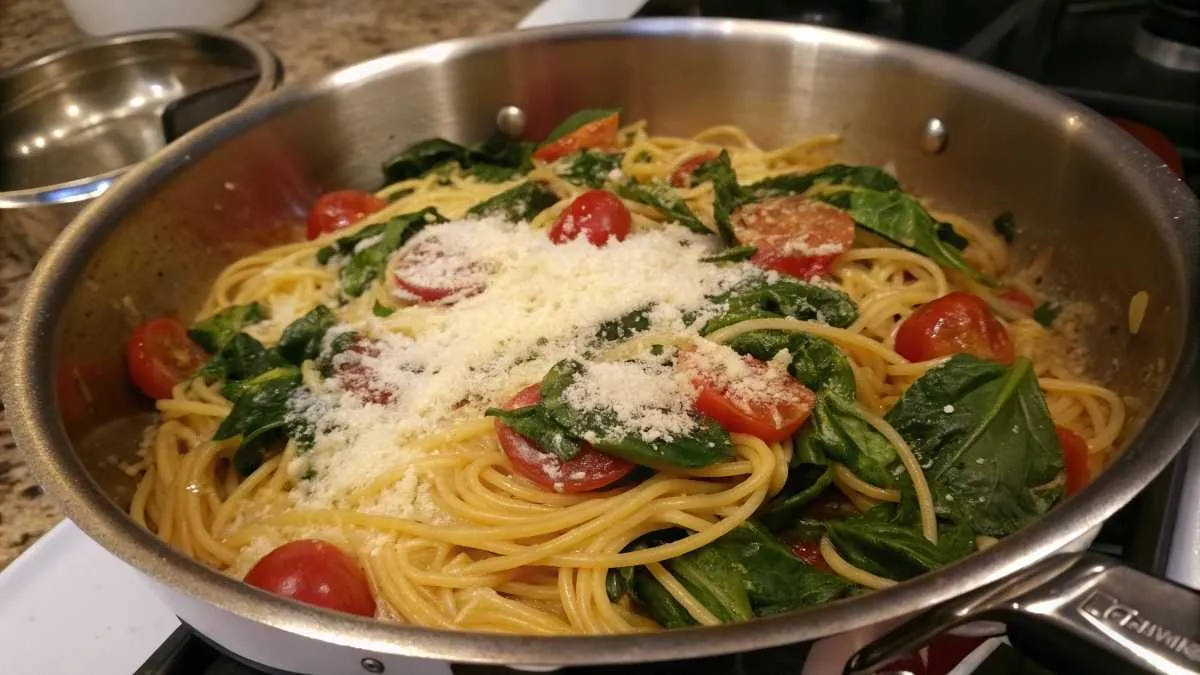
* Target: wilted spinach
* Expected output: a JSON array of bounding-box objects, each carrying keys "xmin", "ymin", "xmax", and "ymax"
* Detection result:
[
  {"xmin": 538, "ymin": 359, "xmax": 733, "ymax": 469},
  {"xmin": 595, "ymin": 306, "xmax": 653, "ymax": 342},
  {"xmin": 616, "ymin": 181, "xmax": 710, "ymax": 235},
  {"xmin": 746, "ymin": 164, "xmax": 900, "ymax": 200},
  {"xmin": 702, "ymin": 277, "xmax": 859, "ymax": 334},
  {"xmin": 338, "ymin": 208, "xmax": 448, "ymax": 297},
  {"xmin": 188, "ymin": 303, "xmax": 268, "ymax": 353},
  {"xmin": 465, "ymin": 133, "xmax": 537, "ymax": 183},
  {"xmin": 992, "ymin": 212, "xmax": 1016, "ymax": 243},
  {"xmin": 276, "ymin": 305, "xmax": 336, "ymax": 364},
  {"xmin": 693, "ymin": 150, "xmax": 743, "ymax": 246},
  {"xmin": 757, "ymin": 464, "xmax": 834, "ymax": 531},
  {"xmin": 937, "ymin": 222, "xmax": 969, "ymax": 250},
  {"xmin": 556, "ymin": 151, "xmax": 623, "ymax": 189},
  {"xmin": 382, "ymin": 138, "xmax": 467, "ymax": 183},
  {"xmin": 213, "ymin": 366, "xmax": 302, "ymax": 475},
  {"xmin": 804, "ymin": 392, "xmax": 898, "ymax": 489},
  {"xmin": 825, "ymin": 514, "xmax": 975, "ymax": 581},
  {"xmin": 885, "ymin": 355, "xmax": 1064, "ymax": 537},
  {"xmin": 1033, "ymin": 301, "xmax": 1060, "ymax": 327},
  {"xmin": 466, "ymin": 181, "xmax": 559, "ymax": 222},
  {"xmin": 701, "ymin": 245, "xmax": 758, "ymax": 264},
  {"xmin": 815, "ymin": 188, "xmax": 988, "ymax": 284},
  {"xmin": 725, "ymin": 331, "xmax": 856, "ymax": 401},
  {"xmin": 667, "ymin": 544, "xmax": 755, "ymax": 622},
  {"xmin": 485, "ymin": 403, "xmax": 583, "ymax": 462}
]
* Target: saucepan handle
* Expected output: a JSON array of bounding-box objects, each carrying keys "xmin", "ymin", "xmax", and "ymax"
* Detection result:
[{"xmin": 844, "ymin": 551, "xmax": 1200, "ymax": 675}]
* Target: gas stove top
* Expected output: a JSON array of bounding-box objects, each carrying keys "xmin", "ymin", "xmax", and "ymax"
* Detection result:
[{"xmin": 2, "ymin": 2, "xmax": 1198, "ymax": 674}]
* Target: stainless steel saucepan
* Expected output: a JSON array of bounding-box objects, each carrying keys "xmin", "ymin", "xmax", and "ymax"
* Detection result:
[{"xmin": 4, "ymin": 19, "xmax": 1198, "ymax": 675}]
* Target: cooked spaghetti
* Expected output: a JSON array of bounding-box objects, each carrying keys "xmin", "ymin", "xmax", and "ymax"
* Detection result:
[{"xmin": 126, "ymin": 111, "xmax": 1125, "ymax": 634}]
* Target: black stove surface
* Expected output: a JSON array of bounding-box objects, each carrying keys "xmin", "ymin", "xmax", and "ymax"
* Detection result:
[{"xmin": 134, "ymin": 3, "xmax": 1196, "ymax": 673}]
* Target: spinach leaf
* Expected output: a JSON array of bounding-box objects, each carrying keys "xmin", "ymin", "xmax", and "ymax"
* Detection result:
[
  {"xmin": 317, "ymin": 330, "xmax": 361, "ymax": 378},
  {"xmin": 544, "ymin": 108, "xmax": 620, "ymax": 143},
  {"xmin": 485, "ymin": 404, "xmax": 583, "ymax": 462},
  {"xmin": 710, "ymin": 522, "xmax": 853, "ymax": 614},
  {"xmin": 316, "ymin": 220, "xmax": 386, "ymax": 265},
  {"xmin": 209, "ymin": 334, "xmax": 290, "ymax": 400},
  {"xmin": 595, "ymin": 306, "xmax": 653, "ymax": 342},
  {"xmin": 214, "ymin": 367, "xmax": 303, "ymax": 475},
  {"xmin": 937, "ymin": 222, "xmax": 969, "ymax": 250},
  {"xmin": 616, "ymin": 181, "xmax": 710, "ymax": 235},
  {"xmin": 885, "ymin": 355, "xmax": 1064, "ymax": 537},
  {"xmin": 632, "ymin": 568, "xmax": 696, "ymax": 628},
  {"xmin": 276, "ymin": 305, "xmax": 336, "ymax": 364},
  {"xmin": 724, "ymin": 331, "xmax": 856, "ymax": 400},
  {"xmin": 992, "ymin": 212, "xmax": 1016, "ymax": 243},
  {"xmin": 693, "ymin": 150, "xmax": 743, "ymax": 246},
  {"xmin": 806, "ymin": 392, "xmax": 898, "ymax": 488},
  {"xmin": 382, "ymin": 138, "xmax": 468, "ymax": 183},
  {"xmin": 666, "ymin": 544, "xmax": 755, "ymax": 622},
  {"xmin": 372, "ymin": 301, "xmax": 396, "ymax": 318},
  {"xmin": 816, "ymin": 188, "xmax": 988, "ymax": 284},
  {"xmin": 465, "ymin": 134, "xmax": 537, "ymax": 184},
  {"xmin": 1032, "ymin": 301, "xmax": 1060, "ymax": 327},
  {"xmin": 701, "ymin": 245, "xmax": 757, "ymax": 264},
  {"xmin": 339, "ymin": 208, "xmax": 448, "ymax": 297},
  {"xmin": 746, "ymin": 164, "xmax": 900, "ymax": 200},
  {"xmin": 606, "ymin": 567, "xmax": 635, "ymax": 603},
  {"xmin": 702, "ymin": 277, "xmax": 859, "ymax": 334},
  {"xmin": 757, "ymin": 464, "xmax": 834, "ymax": 531},
  {"xmin": 466, "ymin": 181, "xmax": 559, "ymax": 222},
  {"xmin": 556, "ymin": 151, "xmax": 623, "ymax": 189},
  {"xmin": 188, "ymin": 303, "xmax": 268, "ymax": 353},
  {"xmin": 539, "ymin": 359, "xmax": 733, "ymax": 469},
  {"xmin": 825, "ymin": 516, "xmax": 975, "ymax": 581}
]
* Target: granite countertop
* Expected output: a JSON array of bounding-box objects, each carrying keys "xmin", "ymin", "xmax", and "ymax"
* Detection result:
[{"xmin": 0, "ymin": 0, "xmax": 540, "ymax": 569}]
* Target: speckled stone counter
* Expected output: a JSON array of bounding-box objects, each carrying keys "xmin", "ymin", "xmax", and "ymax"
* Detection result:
[{"xmin": 0, "ymin": 0, "xmax": 540, "ymax": 568}]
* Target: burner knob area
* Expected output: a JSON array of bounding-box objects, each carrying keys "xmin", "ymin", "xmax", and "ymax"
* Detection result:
[{"xmin": 1135, "ymin": 0, "xmax": 1200, "ymax": 71}]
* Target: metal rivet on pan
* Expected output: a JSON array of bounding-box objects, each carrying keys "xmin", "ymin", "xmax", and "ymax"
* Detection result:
[
  {"xmin": 496, "ymin": 105, "xmax": 527, "ymax": 137},
  {"xmin": 921, "ymin": 117, "xmax": 948, "ymax": 154},
  {"xmin": 361, "ymin": 657, "xmax": 385, "ymax": 673}
]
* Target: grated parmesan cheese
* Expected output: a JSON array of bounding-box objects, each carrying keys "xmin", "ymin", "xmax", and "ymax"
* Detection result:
[{"xmin": 289, "ymin": 217, "xmax": 760, "ymax": 514}]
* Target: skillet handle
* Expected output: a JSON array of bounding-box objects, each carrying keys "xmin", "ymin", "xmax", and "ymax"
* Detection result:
[{"xmin": 844, "ymin": 552, "xmax": 1200, "ymax": 675}]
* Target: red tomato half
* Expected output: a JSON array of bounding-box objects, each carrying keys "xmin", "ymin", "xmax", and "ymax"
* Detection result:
[
  {"xmin": 998, "ymin": 287, "xmax": 1035, "ymax": 311},
  {"xmin": 894, "ymin": 292, "xmax": 1015, "ymax": 365},
  {"xmin": 680, "ymin": 349, "xmax": 816, "ymax": 443},
  {"xmin": 331, "ymin": 340, "xmax": 394, "ymax": 405},
  {"xmin": 1111, "ymin": 118, "xmax": 1183, "ymax": 177},
  {"xmin": 670, "ymin": 151, "xmax": 718, "ymax": 187},
  {"xmin": 1056, "ymin": 426, "xmax": 1091, "ymax": 496},
  {"xmin": 549, "ymin": 190, "xmax": 632, "ymax": 247},
  {"xmin": 392, "ymin": 236, "xmax": 490, "ymax": 303},
  {"xmin": 495, "ymin": 385, "xmax": 635, "ymax": 493},
  {"xmin": 533, "ymin": 113, "xmax": 620, "ymax": 163},
  {"xmin": 788, "ymin": 540, "xmax": 831, "ymax": 572},
  {"xmin": 244, "ymin": 540, "xmax": 376, "ymax": 617},
  {"xmin": 306, "ymin": 190, "xmax": 387, "ymax": 240},
  {"xmin": 127, "ymin": 317, "xmax": 207, "ymax": 400},
  {"xmin": 732, "ymin": 196, "xmax": 856, "ymax": 279}
]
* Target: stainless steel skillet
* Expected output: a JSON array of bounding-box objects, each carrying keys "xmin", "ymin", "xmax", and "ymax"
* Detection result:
[{"xmin": 3, "ymin": 17, "xmax": 1198, "ymax": 674}]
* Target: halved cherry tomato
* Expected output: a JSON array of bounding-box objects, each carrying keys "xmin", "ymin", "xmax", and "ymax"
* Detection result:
[
  {"xmin": 1111, "ymin": 118, "xmax": 1183, "ymax": 177},
  {"xmin": 127, "ymin": 317, "xmax": 207, "ymax": 400},
  {"xmin": 332, "ymin": 340, "xmax": 394, "ymax": 405},
  {"xmin": 731, "ymin": 196, "xmax": 856, "ymax": 279},
  {"xmin": 894, "ymin": 292, "xmax": 1015, "ymax": 365},
  {"xmin": 392, "ymin": 236, "xmax": 490, "ymax": 303},
  {"xmin": 789, "ymin": 540, "xmax": 831, "ymax": 572},
  {"xmin": 679, "ymin": 349, "xmax": 816, "ymax": 443},
  {"xmin": 548, "ymin": 190, "xmax": 632, "ymax": 247},
  {"xmin": 998, "ymin": 287, "xmax": 1035, "ymax": 311},
  {"xmin": 1056, "ymin": 426, "xmax": 1091, "ymax": 496},
  {"xmin": 533, "ymin": 113, "xmax": 620, "ymax": 163},
  {"xmin": 495, "ymin": 385, "xmax": 635, "ymax": 493},
  {"xmin": 670, "ymin": 151, "xmax": 718, "ymax": 187},
  {"xmin": 306, "ymin": 190, "xmax": 387, "ymax": 240},
  {"xmin": 244, "ymin": 539, "xmax": 376, "ymax": 617}
]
